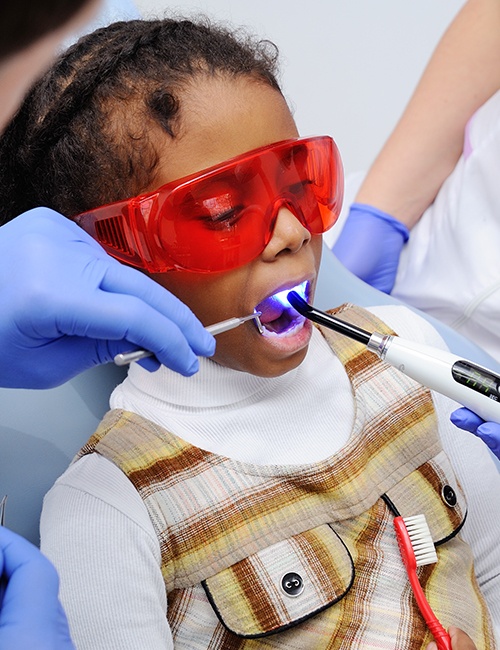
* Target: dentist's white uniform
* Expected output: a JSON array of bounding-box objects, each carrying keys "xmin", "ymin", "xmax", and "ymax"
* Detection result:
[{"xmin": 391, "ymin": 89, "xmax": 500, "ymax": 363}]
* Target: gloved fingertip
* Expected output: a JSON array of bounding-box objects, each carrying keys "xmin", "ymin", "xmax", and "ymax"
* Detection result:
[
  {"xmin": 185, "ymin": 359, "xmax": 200, "ymax": 376},
  {"xmin": 476, "ymin": 427, "xmax": 500, "ymax": 453},
  {"xmin": 204, "ymin": 337, "xmax": 216, "ymax": 357},
  {"xmin": 137, "ymin": 357, "xmax": 161, "ymax": 373},
  {"xmin": 477, "ymin": 423, "xmax": 496, "ymax": 437},
  {"xmin": 450, "ymin": 411, "xmax": 466, "ymax": 426},
  {"xmin": 191, "ymin": 334, "xmax": 216, "ymax": 358},
  {"xmin": 138, "ymin": 355, "xmax": 199, "ymax": 376},
  {"xmin": 371, "ymin": 279, "xmax": 393, "ymax": 295},
  {"xmin": 449, "ymin": 408, "xmax": 483, "ymax": 433}
]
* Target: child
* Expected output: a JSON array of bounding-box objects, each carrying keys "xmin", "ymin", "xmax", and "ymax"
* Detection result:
[{"xmin": 1, "ymin": 16, "xmax": 499, "ymax": 650}]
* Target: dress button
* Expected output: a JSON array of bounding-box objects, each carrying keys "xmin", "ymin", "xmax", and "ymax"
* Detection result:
[
  {"xmin": 281, "ymin": 572, "xmax": 304, "ymax": 597},
  {"xmin": 442, "ymin": 484, "xmax": 457, "ymax": 507}
]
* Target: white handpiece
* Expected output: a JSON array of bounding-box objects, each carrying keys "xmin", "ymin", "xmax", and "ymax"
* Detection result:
[
  {"xmin": 286, "ymin": 291, "xmax": 500, "ymax": 424},
  {"xmin": 367, "ymin": 333, "xmax": 500, "ymax": 423}
]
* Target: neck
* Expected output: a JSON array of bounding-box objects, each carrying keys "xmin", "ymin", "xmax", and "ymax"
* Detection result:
[{"xmin": 110, "ymin": 329, "xmax": 355, "ymax": 465}]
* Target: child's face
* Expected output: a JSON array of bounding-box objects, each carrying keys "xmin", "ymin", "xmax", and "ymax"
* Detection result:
[{"xmin": 150, "ymin": 76, "xmax": 323, "ymax": 378}]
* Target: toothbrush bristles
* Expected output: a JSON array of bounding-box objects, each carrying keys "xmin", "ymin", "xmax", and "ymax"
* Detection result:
[{"xmin": 403, "ymin": 514, "xmax": 437, "ymax": 566}]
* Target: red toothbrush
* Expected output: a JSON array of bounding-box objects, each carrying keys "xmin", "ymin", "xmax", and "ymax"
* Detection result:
[{"xmin": 394, "ymin": 514, "xmax": 452, "ymax": 650}]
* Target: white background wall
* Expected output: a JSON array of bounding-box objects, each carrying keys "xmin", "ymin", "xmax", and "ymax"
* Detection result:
[{"xmin": 130, "ymin": 0, "xmax": 465, "ymax": 176}]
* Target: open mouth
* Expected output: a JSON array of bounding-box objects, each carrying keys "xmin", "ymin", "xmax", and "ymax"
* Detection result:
[{"xmin": 254, "ymin": 281, "xmax": 308, "ymax": 337}]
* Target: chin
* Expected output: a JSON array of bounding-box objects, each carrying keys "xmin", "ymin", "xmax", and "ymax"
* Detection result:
[{"xmin": 214, "ymin": 345, "xmax": 309, "ymax": 378}]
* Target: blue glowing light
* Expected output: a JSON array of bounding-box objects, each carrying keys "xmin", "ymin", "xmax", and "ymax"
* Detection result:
[{"xmin": 272, "ymin": 281, "xmax": 307, "ymax": 308}]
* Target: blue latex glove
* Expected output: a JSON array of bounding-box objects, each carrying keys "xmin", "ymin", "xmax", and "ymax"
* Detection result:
[
  {"xmin": 332, "ymin": 203, "xmax": 410, "ymax": 293},
  {"xmin": 0, "ymin": 208, "xmax": 215, "ymax": 388},
  {"xmin": 450, "ymin": 407, "xmax": 500, "ymax": 459},
  {"xmin": 0, "ymin": 526, "xmax": 74, "ymax": 649}
]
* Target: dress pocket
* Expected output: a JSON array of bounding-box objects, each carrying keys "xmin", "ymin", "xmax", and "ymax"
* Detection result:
[{"xmin": 202, "ymin": 523, "xmax": 354, "ymax": 638}]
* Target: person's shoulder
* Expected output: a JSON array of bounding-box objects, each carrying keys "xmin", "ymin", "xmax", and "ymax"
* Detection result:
[
  {"xmin": 364, "ymin": 304, "xmax": 448, "ymax": 350},
  {"xmin": 46, "ymin": 453, "xmax": 153, "ymax": 532}
]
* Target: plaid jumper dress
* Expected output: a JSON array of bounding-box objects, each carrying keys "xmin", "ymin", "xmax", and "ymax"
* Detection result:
[{"xmin": 78, "ymin": 305, "xmax": 496, "ymax": 649}]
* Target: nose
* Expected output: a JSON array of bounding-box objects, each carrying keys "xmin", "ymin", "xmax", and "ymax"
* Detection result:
[{"xmin": 261, "ymin": 206, "xmax": 311, "ymax": 261}]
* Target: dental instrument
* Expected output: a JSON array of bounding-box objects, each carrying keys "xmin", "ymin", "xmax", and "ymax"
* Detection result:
[
  {"xmin": 0, "ymin": 495, "xmax": 7, "ymax": 602},
  {"xmin": 288, "ymin": 291, "xmax": 500, "ymax": 423},
  {"xmin": 114, "ymin": 312, "xmax": 263, "ymax": 366},
  {"xmin": 0, "ymin": 495, "xmax": 6, "ymax": 527}
]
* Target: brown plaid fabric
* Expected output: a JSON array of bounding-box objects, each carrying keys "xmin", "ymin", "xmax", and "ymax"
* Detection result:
[{"xmin": 78, "ymin": 304, "xmax": 496, "ymax": 649}]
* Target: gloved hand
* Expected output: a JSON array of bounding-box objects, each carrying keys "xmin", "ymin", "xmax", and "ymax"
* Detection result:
[
  {"xmin": 427, "ymin": 627, "xmax": 477, "ymax": 650},
  {"xmin": 450, "ymin": 407, "xmax": 500, "ymax": 459},
  {"xmin": 0, "ymin": 526, "xmax": 74, "ymax": 649},
  {"xmin": 0, "ymin": 208, "xmax": 215, "ymax": 388},
  {"xmin": 332, "ymin": 203, "xmax": 410, "ymax": 293}
]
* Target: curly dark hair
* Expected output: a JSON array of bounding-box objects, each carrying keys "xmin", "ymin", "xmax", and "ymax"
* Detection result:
[{"xmin": 0, "ymin": 17, "xmax": 282, "ymax": 225}]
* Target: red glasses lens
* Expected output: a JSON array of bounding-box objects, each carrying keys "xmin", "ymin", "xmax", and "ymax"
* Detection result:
[{"xmin": 152, "ymin": 136, "xmax": 343, "ymax": 272}]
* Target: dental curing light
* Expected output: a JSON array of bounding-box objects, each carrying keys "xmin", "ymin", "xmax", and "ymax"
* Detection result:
[{"xmin": 288, "ymin": 291, "xmax": 500, "ymax": 423}]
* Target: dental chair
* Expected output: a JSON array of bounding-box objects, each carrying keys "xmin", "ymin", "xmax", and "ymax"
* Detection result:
[{"xmin": 1, "ymin": 245, "xmax": 499, "ymax": 546}]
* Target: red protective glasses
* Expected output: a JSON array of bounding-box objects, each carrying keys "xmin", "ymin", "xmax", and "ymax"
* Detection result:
[{"xmin": 74, "ymin": 135, "xmax": 344, "ymax": 273}]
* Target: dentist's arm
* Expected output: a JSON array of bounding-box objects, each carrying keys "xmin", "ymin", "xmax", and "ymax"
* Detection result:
[
  {"xmin": 0, "ymin": 527, "xmax": 74, "ymax": 649},
  {"xmin": 0, "ymin": 208, "xmax": 215, "ymax": 389},
  {"xmin": 450, "ymin": 408, "xmax": 500, "ymax": 459},
  {"xmin": 333, "ymin": 0, "xmax": 500, "ymax": 292}
]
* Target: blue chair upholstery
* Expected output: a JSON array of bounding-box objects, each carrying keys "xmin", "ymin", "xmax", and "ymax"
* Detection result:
[
  {"xmin": 0, "ymin": 364, "xmax": 126, "ymax": 545},
  {"xmin": 1, "ymin": 244, "xmax": 498, "ymax": 546}
]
